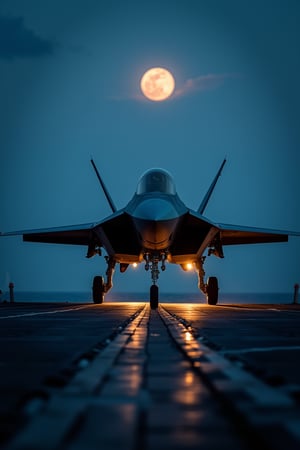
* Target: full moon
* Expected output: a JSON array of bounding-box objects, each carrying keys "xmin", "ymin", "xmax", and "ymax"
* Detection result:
[{"xmin": 140, "ymin": 67, "xmax": 175, "ymax": 101}]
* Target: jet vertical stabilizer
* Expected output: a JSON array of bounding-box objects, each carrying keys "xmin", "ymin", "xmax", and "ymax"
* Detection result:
[
  {"xmin": 198, "ymin": 158, "xmax": 226, "ymax": 215},
  {"xmin": 90, "ymin": 159, "xmax": 117, "ymax": 213}
]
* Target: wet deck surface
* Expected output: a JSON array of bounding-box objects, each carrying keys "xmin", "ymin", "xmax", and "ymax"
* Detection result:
[{"xmin": 1, "ymin": 300, "xmax": 300, "ymax": 449}]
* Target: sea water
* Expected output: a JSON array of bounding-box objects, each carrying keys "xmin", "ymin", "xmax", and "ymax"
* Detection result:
[{"xmin": 1, "ymin": 291, "xmax": 294, "ymax": 304}]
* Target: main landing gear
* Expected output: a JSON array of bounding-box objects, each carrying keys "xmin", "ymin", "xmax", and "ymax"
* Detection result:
[
  {"xmin": 92, "ymin": 252, "xmax": 218, "ymax": 307},
  {"xmin": 92, "ymin": 257, "xmax": 116, "ymax": 304},
  {"xmin": 195, "ymin": 257, "xmax": 219, "ymax": 305},
  {"xmin": 206, "ymin": 276, "xmax": 219, "ymax": 305}
]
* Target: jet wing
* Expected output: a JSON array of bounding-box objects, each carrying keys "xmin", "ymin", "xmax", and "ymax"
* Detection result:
[
  {"xmin": 0, "ymin": 222, "xmax": 99, "ymax": 245},
  {"xmin": 178, "ymin": 211, "xmax": 300, "ymax": 259},
  {"xmin": 0, "ymin": 210, "xmax": 141, "ymax": 257},
  {"xmin": 217, "ymin": 222, "xmax": 300, "ymax": 245}
]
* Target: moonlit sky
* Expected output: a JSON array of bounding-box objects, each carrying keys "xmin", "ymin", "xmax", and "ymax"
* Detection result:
[{"xmin": 0, "ymin": 0, "xmax": 299, "ymax": 295}]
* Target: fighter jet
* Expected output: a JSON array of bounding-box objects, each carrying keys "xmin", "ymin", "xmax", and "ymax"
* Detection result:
[{"xmin": 1, "ymin": 159, "xmax": 299, "ymax": 308}]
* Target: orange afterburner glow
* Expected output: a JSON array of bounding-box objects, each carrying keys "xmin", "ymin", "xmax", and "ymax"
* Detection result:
[{"xmin": 140, "ymin": 67, "xmax": 175, "ymax": 101}]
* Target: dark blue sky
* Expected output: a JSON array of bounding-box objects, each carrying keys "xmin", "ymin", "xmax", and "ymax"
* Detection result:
[{"xmin": 1, "ymin": 0, "xmax": 299, "ymax": 294}]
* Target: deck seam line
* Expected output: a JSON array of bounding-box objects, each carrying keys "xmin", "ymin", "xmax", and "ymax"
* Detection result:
[
  {"xmin": 159, "ymin": 305, "xmax": 300, "ymax": 447},
  {"xmin": 4, "ymin": 304, "xmax": 147, "ymax": 450}
]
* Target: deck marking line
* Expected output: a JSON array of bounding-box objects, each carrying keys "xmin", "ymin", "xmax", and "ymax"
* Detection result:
[
  {"xmin": 222, "ymin": 345, "xmax": 300, "ymax": 355},
  {"xmin": 0, "ymin": 304, "xmax": 97, "ymax": 319}
]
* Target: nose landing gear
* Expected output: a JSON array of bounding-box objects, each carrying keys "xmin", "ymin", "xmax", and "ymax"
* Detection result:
[
  {"xmin": 150, "ymin": 285, "xmax": 159, "ymax": 309},
  {"xmin": 144, "ymin": 252, "xmax": 167, "ymax": 309}
]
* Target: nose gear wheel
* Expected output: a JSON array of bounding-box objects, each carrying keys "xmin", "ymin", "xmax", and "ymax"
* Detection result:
[{"xmin": 144, "ymin": 251, "xmax": 167, "ymax": 309}]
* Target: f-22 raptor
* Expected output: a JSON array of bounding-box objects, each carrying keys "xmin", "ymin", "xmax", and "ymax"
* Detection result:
[{"xmin": 1, "ymin": 159, "xmax": 299, "ymax": 308}]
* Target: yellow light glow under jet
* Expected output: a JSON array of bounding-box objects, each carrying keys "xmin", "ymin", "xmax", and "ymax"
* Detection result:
[
  {"xmin": 180, "ymin": 262, "xmax": 194, "ymax": 272},
  {"xmin": 185, "ymin": 331, "xmax": 193, "ymax": 342}
]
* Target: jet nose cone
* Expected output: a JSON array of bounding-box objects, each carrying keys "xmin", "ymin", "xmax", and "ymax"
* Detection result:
[{"xmin": 133, "ymin": 199, "xmax": 178, "ymax": 221}]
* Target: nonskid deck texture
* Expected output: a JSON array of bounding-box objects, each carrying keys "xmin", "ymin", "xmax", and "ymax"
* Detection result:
[{"xmin": 1, "ymin": 302, "xmax": 300, "ymax": 450}]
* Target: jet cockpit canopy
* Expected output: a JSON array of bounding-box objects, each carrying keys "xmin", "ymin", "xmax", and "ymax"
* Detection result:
[{"xmin": 136, "ymin": 168, "xmax": 176, "ymax": 195}]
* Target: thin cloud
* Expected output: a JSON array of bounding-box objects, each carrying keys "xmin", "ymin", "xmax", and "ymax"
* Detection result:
[
  {"xmin": 113, "ymin": 72, "xmax": 240, "ymax": 102},
  {"xmin": 0, "ymin": 15, "xmax": 56, "ymax": 60},
  {"xmin": 173, "ymin": 73, "xmax": 240, "ymax": 98}
]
